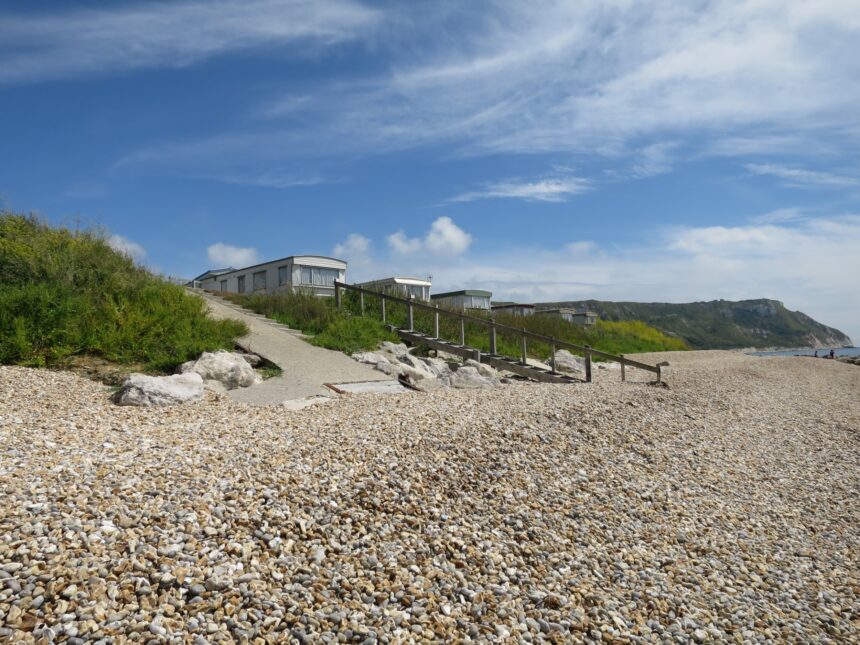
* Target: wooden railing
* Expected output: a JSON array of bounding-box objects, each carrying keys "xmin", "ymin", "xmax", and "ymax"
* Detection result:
[{"xmin": 334, "ymin": 281, "xmax": 662, "ymax": 383}]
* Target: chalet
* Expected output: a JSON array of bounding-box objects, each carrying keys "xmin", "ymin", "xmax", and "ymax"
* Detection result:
[
  {"xmin": 191, "ymin": 255, "xmax": 347, "ymax": 298},
  {"xmin": 535, "ymin": 307, "xmax": 599, "ymax": 325},
  {"xmin": 430, "ymin": 289, "xmax": 492, "ymax": 311},
  {"xmin": 355, "ymin": 276, "xmax": 432, "ymax": 301}
]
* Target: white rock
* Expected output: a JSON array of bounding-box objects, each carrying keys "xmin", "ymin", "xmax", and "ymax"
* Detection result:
[
  {"xmin": 180, "ymin": 351, "xmax": 261, "ymax": 389},
  {"xmin": 464, "ymin": 359, "xmax": 500, "ymax": 379},
  {"xmin": 114, "ymin": 373, "xmax": 204, "ymax": 407},
  {"xmin": 379, "ymin": 341, "xmax": 409, "ymax": 357},
  {"xmin": 420, "ymin": 356, "xmax": 453, "ymax": 378},
  {"xmin": 352, "ymin": 351, "xmax": 390, "ymax": 366},
  {"xmin": 450, "ymin": 366, "xmax": 496, "ymax": 389},
  {"xmin": 374, "ymin": 361, "xmax": 404, "ymax": 377},
  {"xmin": 551, "ymin": 349, "xmax": 585, "ymax": 373}
]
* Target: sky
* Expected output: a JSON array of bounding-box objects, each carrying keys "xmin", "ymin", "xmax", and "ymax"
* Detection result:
[{"xmin": 1, "ymin": 0, "xmax": 859, "ymax": 342}]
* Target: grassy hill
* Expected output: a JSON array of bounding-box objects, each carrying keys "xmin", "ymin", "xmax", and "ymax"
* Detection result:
[
  {"xmin": 0, "ymin": 213, "xmax": 246, "ymax": 371},
  {"xmin": 538, "ymin": 298, "xmax": 852, "ymax": 350}
]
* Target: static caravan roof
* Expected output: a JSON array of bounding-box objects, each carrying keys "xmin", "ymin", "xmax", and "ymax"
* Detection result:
[
  {"xmin": 492, "ymin": 303, "xmax": 535, "ymax": 310},
  {"xmin": 192, "ymin": 267, "xmax": 236, "ymax": 282},
  {"xmin": 537, "ymin": 307, "xmax": 597, "ymax": 316},
  {"xmin": 431, "ymin": 289, "xmax": 492, "ymax": 299},
  {"xmin": 359, "ymin": 276, "xmax": 432, "ymax": 287}
]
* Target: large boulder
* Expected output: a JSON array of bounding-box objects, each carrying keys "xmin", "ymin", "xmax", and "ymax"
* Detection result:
[
  {"xmin": 421, "ymin": 356, "xmax": 453, "ymax": 378},
  {"xmin": 115, "ymin": 373, "xmax": 204, "ymax": 407},
  {"xmin": 464, "ymin": 359, "xmax": 500, "ymax": 380},
  {"xmin": 449, "ymin": 366, "xmax": 496, "ymax": 389},
  {"xmin": 551, "ymin": 349, "xmax": 585, "ymax": 373},
  {"xmin": 180, "ymin": 351, "xmax": 261, "ymax": 389},
  {"xmin": 379, "ymin": 342, "xmax": 409, "ymax": 357}
]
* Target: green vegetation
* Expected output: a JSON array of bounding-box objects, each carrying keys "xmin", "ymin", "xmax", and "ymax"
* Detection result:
[
  {"xmin": 540, "ymin": 298, "xmax": 853, "ymax": 349},
  {"xmin": 232, "ymin": 288, "xmax": 687, "ymax": 359},
  {"xmin": 0, "ymin": 213, "xmax": 247, "ymax": 371}
]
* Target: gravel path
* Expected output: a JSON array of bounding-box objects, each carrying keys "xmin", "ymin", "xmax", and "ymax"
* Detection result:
[{"xmin": 1, "ymin": 352, "xmax": 858, "ymax": 643}]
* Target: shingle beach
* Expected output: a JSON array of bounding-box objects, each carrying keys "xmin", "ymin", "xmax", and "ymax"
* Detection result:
[{"xmin": 1, "ymin": 351, "xmax": 858, "ymax": 643}]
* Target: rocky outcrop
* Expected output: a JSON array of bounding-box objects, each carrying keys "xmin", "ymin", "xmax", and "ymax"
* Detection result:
[
  {"xmin": 114, "ymin": 373, "xmax": 204, "ymax": 407},
  {"xmin": 352, "ymin": 345, "xmax": 502, "ymax": 390},
  {"xmin": 179, "ymin": 351, "xmax": 262, "ymax": 390}
]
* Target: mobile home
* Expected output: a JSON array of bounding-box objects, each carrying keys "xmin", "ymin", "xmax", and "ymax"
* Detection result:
[
  {"xmin": 192, "ymin": 255, "xmax": 347, "ymax": 297},
  {"xmin": 535, "ymin": 307, "xmax": 599, "ymax": 325},
  {"xmin": 430, "ymin": 289, "xmax": 492, "ymax": 311},
  {"xmin": 356, "ymin": 276, "xmax": 432, "ymax": 301}
]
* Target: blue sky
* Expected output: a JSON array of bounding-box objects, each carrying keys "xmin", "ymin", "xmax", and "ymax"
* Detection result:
[{"xmin": 1, "ymin": 0, "xmax": 859, "ymax": 342}]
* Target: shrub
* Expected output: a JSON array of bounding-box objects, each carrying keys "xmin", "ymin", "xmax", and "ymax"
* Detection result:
[
  {"xmin": 0, "ymin": 212, "xmax": 247, "ymax": 371},
  {"xmin": 310, "ymin": 316, "xmax": 399, "ymax": 354}
]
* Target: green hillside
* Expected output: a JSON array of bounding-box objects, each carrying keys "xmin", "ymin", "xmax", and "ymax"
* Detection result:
[
  {"xmin": 538, "ymin": 298, "xmax": 852, "ymax": 350},
  {"xmin": 0, "ymin": 213, "xmax": 246, "ymax": 371}
]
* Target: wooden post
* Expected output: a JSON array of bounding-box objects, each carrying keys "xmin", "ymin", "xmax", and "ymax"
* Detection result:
[
  {"xmin": 335, "ymin": 283, "xmax": 341, "ymax": 310},
  {"xmin": 459, "ymin": 318, "xmax": 465, "ymax": 346},
  {"xmin": 381, "ymin": 297, "xmax": 386, "ymax": 323},
  {"xmin": 550, "ymin": 340, "xmax": 556, "ymax": 373},
  {"xmin": 407, "ymin": 300, "xmax": 414, "ymax": 331},
  {"xmin": 488, "ymin": 321, "xmax": 497, "ymax": 355},
  {"xmin": 434, "ymin": 308, "xmax": 440, "ymax": 338},
  {"xmin": 520, "ymin": 330, "xmax": 527, "ymax": 365},
  {"xmin": 585, "ymin": 346, "xmax": 592, "ymax": 383},
  {"xmin": 657, "ymin": 364, "xmax": 662, "ymax": 385},
  {"xmin": 620, "ymin": 354, "xmax": 626, "ymax": 382},
  {"xmin": 359, "ymin": 291, "xmax": 365, "ymax": 316}
]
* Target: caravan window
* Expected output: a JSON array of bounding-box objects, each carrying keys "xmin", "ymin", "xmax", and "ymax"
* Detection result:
[
  {"xmin": 237, "ymin": 275, "xmax": 246, "ymax": 293},
  {"xmin": 278, "ymin": 266, "xmax": 289, "ymax": 285},
  {"xmin": 253, "ymin": 271, "xmax": 267, "ymax": 291},
  {"xmin": 297, "ymin": 266, "xmax": 339, "ymax": 286}
]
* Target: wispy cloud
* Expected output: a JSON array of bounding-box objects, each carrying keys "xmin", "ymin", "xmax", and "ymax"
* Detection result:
[
  {"xmin": 450, "ymin": 175, "xmax": 590, "ymax": 203},
  {"xmin": 746, "ymin": 163, "xmax": 859, "ymax": 189},
  {"xmin": 0, "ymin": 0, "xmax": 380, "ymax": 84}
]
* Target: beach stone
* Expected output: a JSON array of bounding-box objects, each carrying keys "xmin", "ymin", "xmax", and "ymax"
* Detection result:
[
  {"xmin": 114, "ymin": 373, "xmax": 204, "ymax": 406},
  {"xmin": 352, "ymin": 352, "xmax": 390, "ymax": 366},
  {"xmin": 180, "ymin": 351, "xmax": 261, "ymax": 389}
]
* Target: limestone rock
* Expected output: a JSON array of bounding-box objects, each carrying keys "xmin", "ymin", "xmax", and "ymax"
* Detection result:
[
  {"xmin": 379, "ymin": 342, "xmax": 409, "ymax": 357},
  {"xmin": 551, "ymin": 349, "xmax": 585, "ymax": 373},
  {"xmin": 114, "ymin": 373, "xmax": 204, "ymax": 406},
  {"xmin": 352, "ymin": 352, "xmax": 390, "ymax": 366},
  {"xmin": 180, "ymin": 351, "xmax": 261, "ymax": 389},
  {"xmin": 464, "ymin": 359, "xmax": 499, "ymax": 380},
  {"xmin": 450, "ymin": 366, "xmax": 496, "ymax": 389}
]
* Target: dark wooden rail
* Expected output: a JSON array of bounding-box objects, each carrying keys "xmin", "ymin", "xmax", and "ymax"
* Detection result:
[{"xmin": 335, "ymin": 281, "xmax": 662, "ymax": 383}]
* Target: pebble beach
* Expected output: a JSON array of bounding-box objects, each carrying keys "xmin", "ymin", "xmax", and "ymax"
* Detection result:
[{"xmin": 1, "ymin": 351, "xmax": 858, "ymax": 643}]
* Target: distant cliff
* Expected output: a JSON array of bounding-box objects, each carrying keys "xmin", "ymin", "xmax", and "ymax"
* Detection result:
[{"xmin": 536, "ymin": 298, "xmax": 853, "ymax": 350}]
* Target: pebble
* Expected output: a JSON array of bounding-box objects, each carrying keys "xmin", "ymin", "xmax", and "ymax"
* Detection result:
[{"xmin": 0, "ymin": 356, "xmax": 857, "ymax": 642}]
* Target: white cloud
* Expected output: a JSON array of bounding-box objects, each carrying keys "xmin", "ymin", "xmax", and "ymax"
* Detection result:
[
  {"xmin": 425, "ymin": 217, "xmax": 472, "ymax": 255},
  {"xmin": 333, "ymin": 233, "xmax": 373, "ymax": 268},
  {"xmin": 746, "ymin": 163, "xmax": 859, "ymax": 189},
  {"xmin": 388, "ymin": 216, "xmax": 472, "ymax": 256},
  {"xmin": 386, "ymin": 231, "xmax": 423, "ymax": 255},
  {"xmin": 565, "ymin": 241, "xmax": 597, "ymax": 254},
  {"xmin": 450, "ymin": 175, "xmax": 590, "ymax": 203},
  {"xmin": 206, "ymin": 242, "xmax": 259, "ymax": 268},
  {"xmin": 0, "ymin": 0, "xmax": 380, "ymax": 84},
  {"xmin": 108, "ymin": 234, "xmax": 146, "ymax": 262}
]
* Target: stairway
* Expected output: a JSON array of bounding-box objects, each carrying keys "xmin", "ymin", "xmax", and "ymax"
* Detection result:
[{"xmin": 395, "ymin": 329, "xmax": 583, "ymax": 385}]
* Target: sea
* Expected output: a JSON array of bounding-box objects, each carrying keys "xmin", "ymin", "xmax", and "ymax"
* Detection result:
[{"xmin": 749, "ymin": 346, "xmax": 860, "ymax": 358}]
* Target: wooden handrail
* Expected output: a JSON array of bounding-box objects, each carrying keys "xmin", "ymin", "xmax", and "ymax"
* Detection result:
[{"xmin": 334, "ymin": 281, "xmax": 662, "ymax": 377}]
